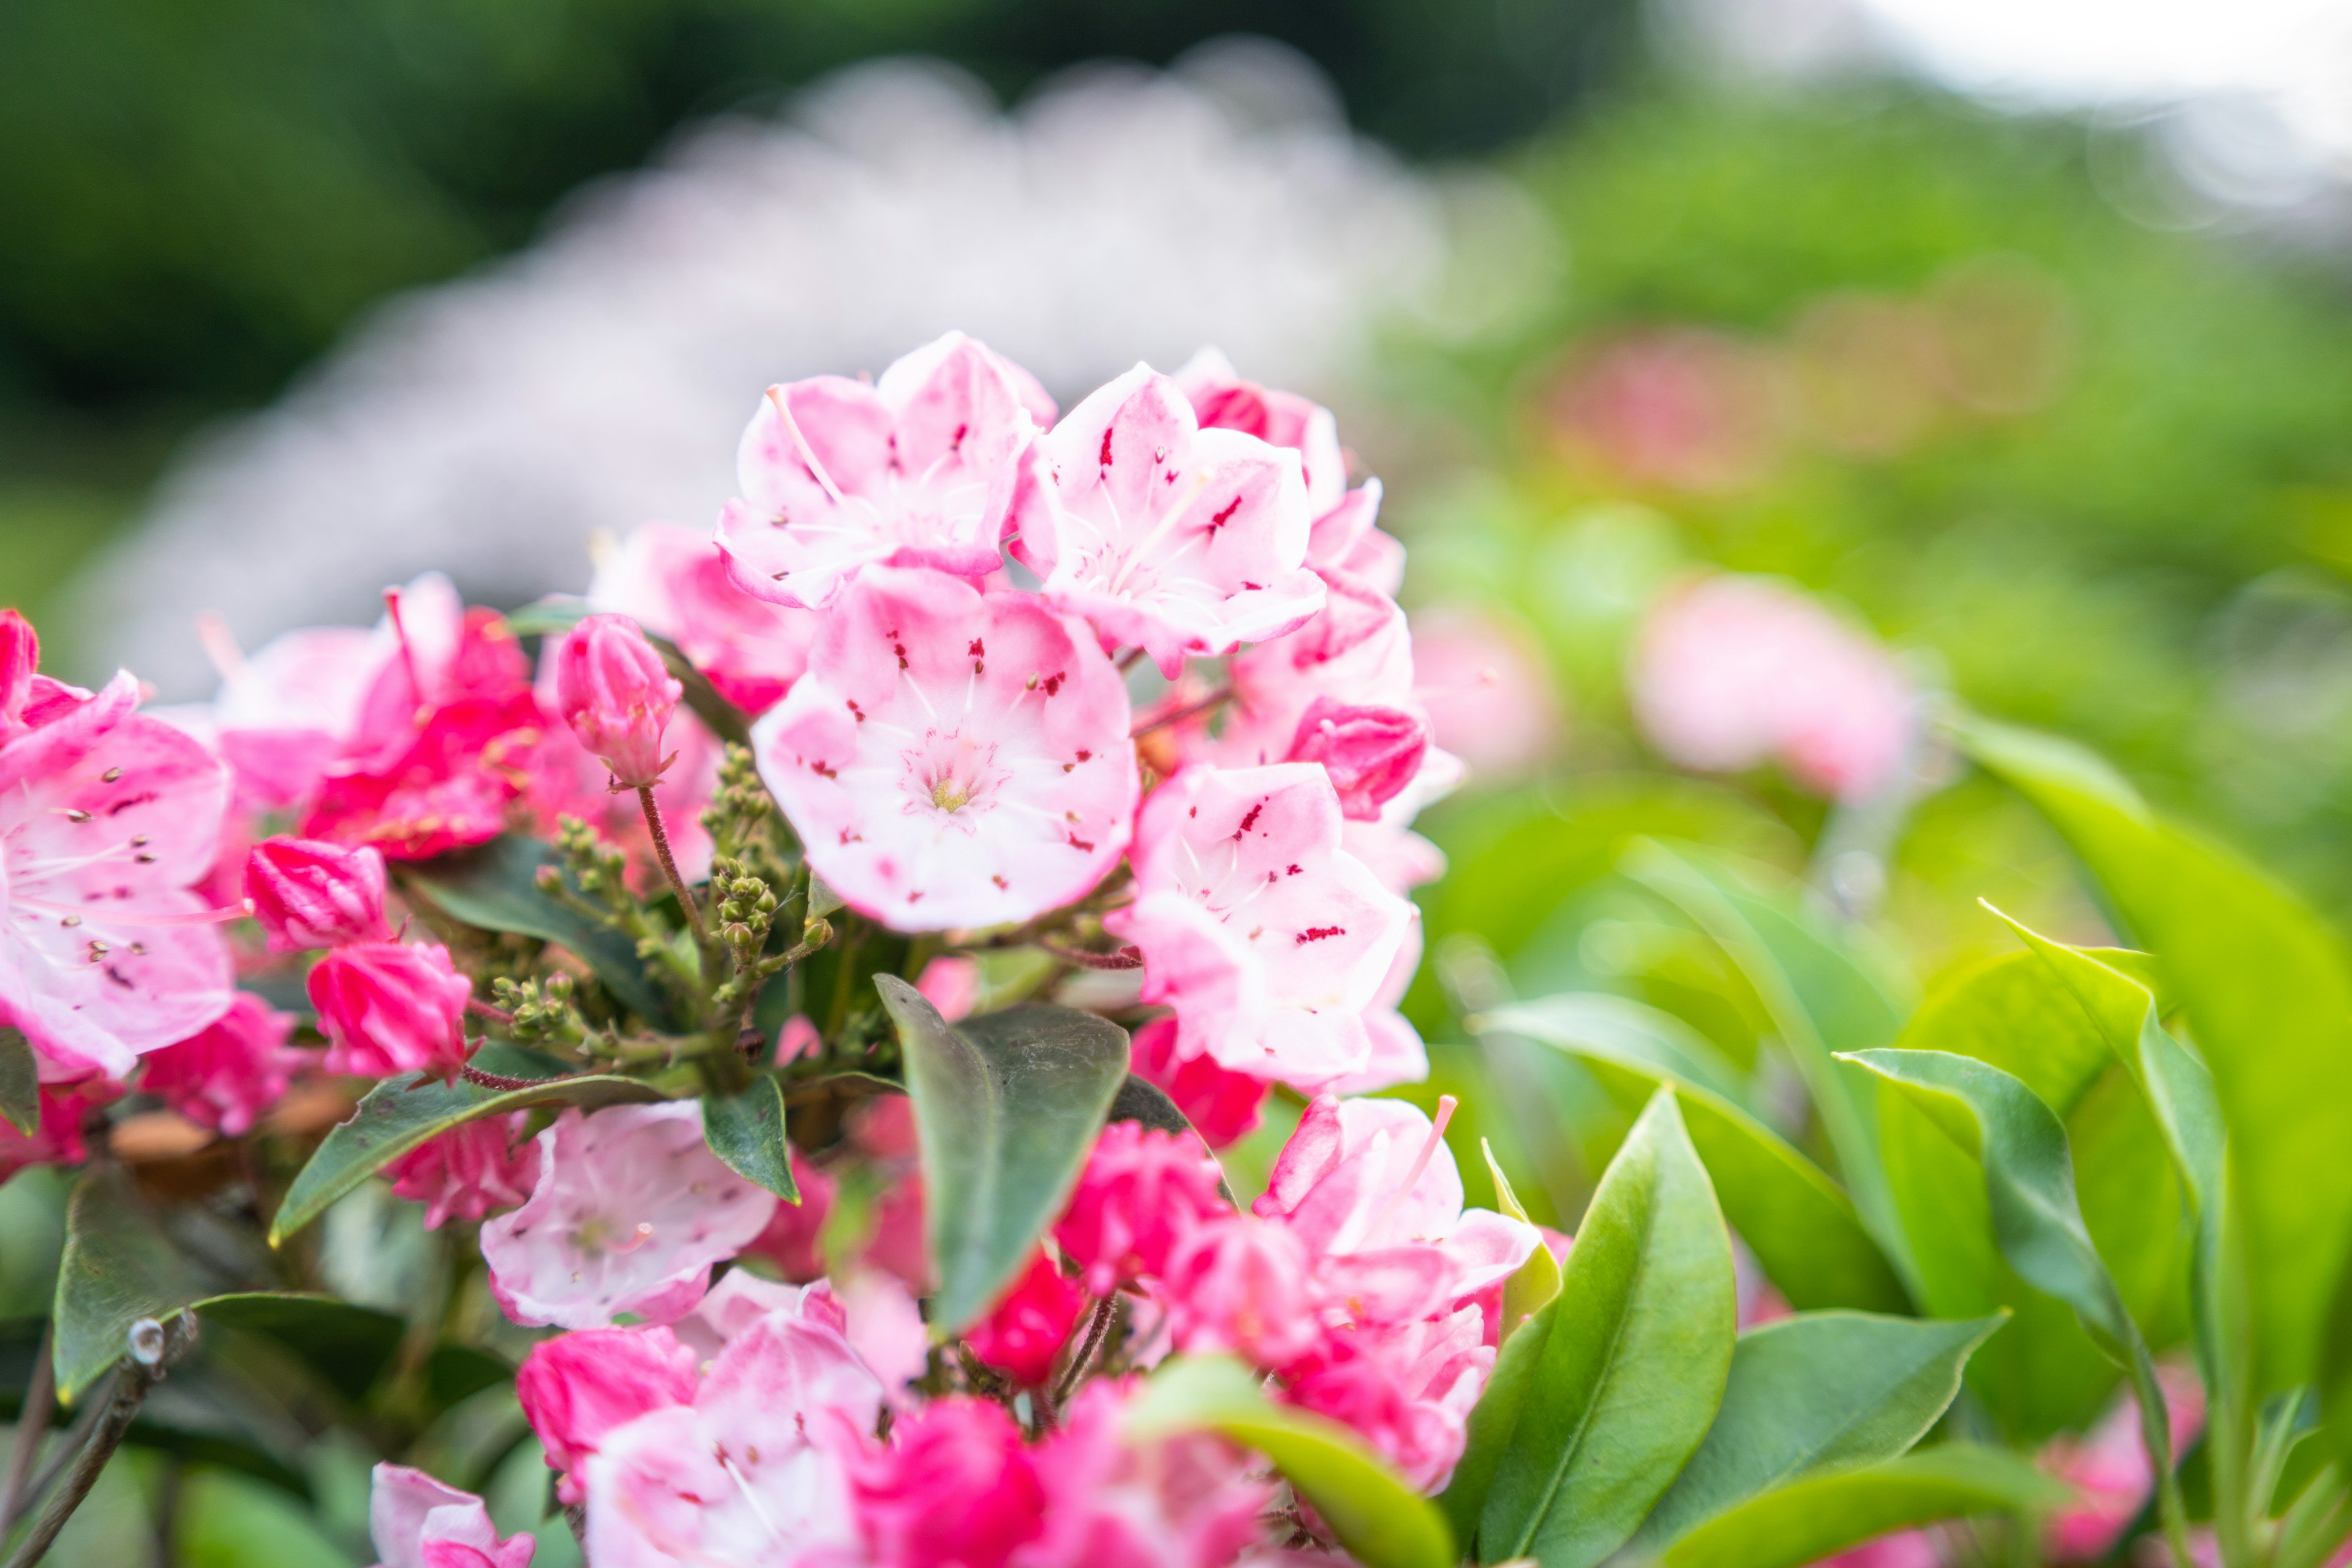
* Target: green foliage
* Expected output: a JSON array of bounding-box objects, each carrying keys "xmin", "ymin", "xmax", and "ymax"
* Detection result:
[
  {"xmin": 875, "ymin": 977, "xmax": 1128, "ymax": 1332},
  {"xmin": 1653, "ymin": 1447, "xmax": 2067, "ymax": 1568},
  {"xmin": 401, "ymin": 833, "xmax": 670, "ymax": 1020},
  {"xmin": 699, "ymin": 1074, "xmax": 799, "ymax": 1202}
]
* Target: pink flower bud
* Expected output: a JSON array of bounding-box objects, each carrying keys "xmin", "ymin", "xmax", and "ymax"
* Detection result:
[
  {"xmin": 554, "ymin": 612, "xmax": 680, "ymax": 790},
  {"xmin": 516, "ymin": 1325, "xmax": 698, "ymax": 1485},
  {"xmin": 246, "ymin": 836, "xmax": 391, "ymax": 952},
  {"xmin": 385, "ymin": 1114, "xmax": 540, "ymax": 1229},
  {"xmin": 307, "ymin": 940, "xmax": 473, "ymax": 1079},
  {"xmin": 0, "ymin": 608, "xmax": 36, "ymax": 738},
  {"xmin": 963, "ymin": 1250, "xmax": 1085, "ymax": 1387},
  {"xmin": 1284, "ymin": 696, "xmax": 1428, "ymax": 821}
]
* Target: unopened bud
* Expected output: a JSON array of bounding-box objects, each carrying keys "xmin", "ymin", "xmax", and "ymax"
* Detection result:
[
  {"xmin": 246, "ymin": 837, "xmax": 391, "ymax": 952},
  {"xmin": 554, "ymin": 612, "xmax": 680, "ymax": 791}
]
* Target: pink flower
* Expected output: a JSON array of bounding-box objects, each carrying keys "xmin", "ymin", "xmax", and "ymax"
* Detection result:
[
  {"xmin": 307, "ymin": 940, "xmax": 473, "ymax": 1079},
  {"xmin": 963, "ymin": 1250, "xmax": 1086, "ymax": 1386},
  {"xmin": 1106, "ymin": 764, "xmax": 1414, "ymax": 1091},
  {"xmin": 1007, "ymin": 364, "xmax": 1325, "ymax": 677},
  {"xmin": 750, "ymin": 565, "xmax": 1136, "ymax": 931},
  {"xmin": 1024, "ymin": 1378, "xmax": 1275, "ymax": 1568},
  {"xmin": 554, "ymin": 614, "xmax": 681, "ymax": 791},
  {"xmin": 1163, "ymin": 1215, "xmax": 1331, "ymax": 1371},
  {"xmin": 0, "ymin": 1082, "xmax": 107, "ymax": 1184},
  {"xmin": 0, "ymin": 609, "xmax": 40, "ymax": 744},
  {"xmin": 245, "ymin": 837, "xmax": 391, "ymax": 952},
  {"xmin": 516, "ymin": 1325, "xmax": 699, "ymax": 1499},
  {"xmin": 581, "ymin": 1303, "xmax": 882, "ymax": 1568},
  {"xmin": 366, "ymin": 1464, "xmax": 535, "ymax": 1568},
  {"xmin": 863, "ymin": 1170, "xmax": 932, "ymax": 1293},
  {"xmin": 0, "ymin": 666, "xmax": 236, "ymax": 1082},
  {"xmin": 848, "ymin": 1395, "xmax": 1046, "ymax": 1568},
  {"xmin": 480, "ymin": 1101, "xmax": 780, "ymax": 1329},
  {"xmin": 744, "ymin": 1153, "xmax": 839, "ymax": 1281},
  {"xmin": 718, "ymin": 331, "xmax": 1054, "ymax": 611},
  {"xmin": 1054, "ymin": 1120, "xmax": 1231, "ymax": 1296},
  {"xmin": 914, "ymin": 954, "xmax": 979, "ymax": 1023},
  {"xmin": 1284, "ymin": 699, "xmax": 1428, "ymax": 822},
  {"xmin": 138, "ymin": 992, "xmax": 300, "ymax": 1137},
  {"xmin": 1279, "ymin": 1308, "xmax": 1490, "ymax": 1492},
  {"xmin": 1173, "ymin": 568, "xmax": 1416, "ymax": 774},
  {"xmin": 1812, "ymin": 1532, "xmax": 1943, "ymax": 1568},
  {"xmin": 590, "ymin": 521, "xmax": 816, "ymax": 715},
  {"xmin": 833, "ymin": 1269, "xmax": 932, "ymax": 1400},
  {"xmin": 206, "ymin": 623, "xmax": 382, "ymax": 813},
  {"xmin": 386, "ymin": 1115, "xmax": 541, "ymax": 1229},
  {"xmin": 1408, "ymin": 605, "xmax": 1561, "ymax": 782},
  {"xmin": 1129, "ymin": 1017, "xmax": 1267, "ymax": 1148},
  {"xmin": 1629, "ymin": 575, "xmax": 1913, "ymax": 804}
]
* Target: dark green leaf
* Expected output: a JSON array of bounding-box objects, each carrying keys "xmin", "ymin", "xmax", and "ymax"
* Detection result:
[
  {"xmin": 1654, "ymin": 1447, "xmax": 2067, "ymax": 1568},
  {"xmin": 1476, "ymin": 1089, "xmax": 1738, "ymax": 1568},
  {"xmin": 1632, "ymin": 1311, "xmax": 2005, "ymax": 1551},
  {"xmin": 53, "ymin": 1164, "xmax": 210, "ymax": 1401},
  {"xmin": 402, "ymin": 834, "xmax": 669, "ymax": 1021},
  {"xmin": 702, "ymin": 1075, "xmax": 799, "ymax": 1202},
  {"xmin": 1483, "ymin": 1000, "xmax": 1909, "ymax": 1315},
  {"xmin": 1106, "ymin": 1074, "xmax": 1194, "ymax": 1137},
  {"xmin": 876, "ymin": 978, "xmax": 1128, "ymax": 1332},
  {"xmin": 194, "ymin": 1293, "xmax": 405, "ymax": 1403},
  {"xmin": 1959, "ymin": 714, "xmax": 2352, "ymax": 1392},
  {"xmin": 1125, "ymin": 1354, "xmax": 1455, "ymax": 1568},
  {"xmin": 424, "ymin": 1343, "xmax": 517, "ymax": 1410},
  {"xmin": 0, "ymin": 1025, "xmax": 35, "ymax": 1136},
  {"xmin": 270, "ymin": 1069, "xmax": 661, "ymax": 1245}
]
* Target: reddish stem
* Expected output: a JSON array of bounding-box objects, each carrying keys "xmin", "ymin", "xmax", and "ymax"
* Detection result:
[{"xmin": 636, "ymin": 785, "xmax": 708, "ymax": 941}]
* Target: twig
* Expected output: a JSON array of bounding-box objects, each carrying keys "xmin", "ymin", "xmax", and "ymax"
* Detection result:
[
  {"xmin": 2, "ymin": 1376, "xmax": 106, "ymax": 1536},
  {"xmin": 1038, "ymin": 938, "xmax": 1144, "ymax": 971},
  {"xmin": 636, "ymin": 785, "xmax": 708, "ymax": 942},
  {"xmin": 459, "ymin": 1063, "xmax": 578, "ymax": 1093},
  {"xmin": 1054, "ymin": 1294, "xmax": 1121, "ymax": 1403},
  {"xmin": 463, "ymin": 997, "xmax": 516, "ymax": 1025},
  {"xmin": 0, "ymin": 1321, "xmax": 53, "ymax": 1526},
  {"xmin": 2, "ymin": 1316, "xmax": 194, "ymax": 1568},
  {"xmin": 1117, "ymin": 648, "xmax": 1147, "ymax": 674}
]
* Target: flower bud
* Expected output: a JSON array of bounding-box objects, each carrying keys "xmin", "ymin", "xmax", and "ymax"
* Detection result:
[
  {"xmin": 554, "ymin": 612, "xmax": 681, "ymax": 790},
  {"xmin": 246, "ymin": 837, "xmax": 390, "ymax": 952},
  {"xmin": 307, "ymin": 940, "xmax": 473, "ymax": 1079},
  {"xmin": 1284, "ymin": 697, "xmax": 1428, "ymax": 821},
  {"xmin": 0, "ymin": 609, "xmax": 36, "ymax": 738}
]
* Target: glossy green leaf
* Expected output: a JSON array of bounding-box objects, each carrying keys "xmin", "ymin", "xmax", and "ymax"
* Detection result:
[
  {"xmin": 402, "ymin": 834, "xmax": 670, "ymax": 1020},
  {"xmin": 701, "ymin": 1075, "xmax": 799, "ymax": 1202},
  {"xmin": 0, "ymin": 1025, "xmax": 34, "ymax": 1136},
  {"xmin": 1632, "ymin": 1310, "xmax": 2005, "ymax": 1551},
  {"xmin": 270, "ymin": 1069, "xmax": 661, "ymax": 1244},
  {"xmin": 192, "ymin": 1293, "xmax": 406, "ymax": 1403},
  {"xmin": 1623, "ymin": 840, "xmax": 1914, "ymax": 1285},
  {"xmin": 876, "ymin": 978, "xmax": 1128, "ymax": 1332},
  {"xmin": 1959, "ymin": 713, "xmax": 2352, "ymax": 1391},
  {"xmin": 1654, "ymin": 1446, "xmax": 2068, "ymax": 1568},
  {"xmin": 53, "ymin": 1164, "xmax": 210, "ymax": 1401},
  {"xmin": 1484, "ymin": 1000, "xmax": 1909, "ymax": 1315},
  {"xmin": 1125, "ymin": 1354, "xmax": 1454, "ymax": 1568},
  {"xmin": 1484, "ymin": 1139, "xmax": 1563, "ymax": 1342},
  {"xmin": 1473, "ymin": 1089, "xmax": 1737, "ymax": 1568}
]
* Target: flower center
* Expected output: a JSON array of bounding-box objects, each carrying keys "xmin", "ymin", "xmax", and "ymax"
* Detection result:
[
  {"xmin": 900, "ymin": 727, "xmax": 1008, "ymax": 832},
  {"xmin": 932, "ymin": 777, "xmax": 971, "ymax": 813}
]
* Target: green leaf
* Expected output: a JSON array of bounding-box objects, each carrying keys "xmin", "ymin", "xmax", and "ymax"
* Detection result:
[
  {"xmin": 1482, "ymin": 992, "xmax": 1751, "ymax": 1106},
  {"xmin": 1125, "ymin": 1354, "xmax": 1454, "ymax": 1568},
  {"xmin": 53, "ymin": 1164, "xmax": 211, "ymax": 1402},
  {"xmin": 1105, "ymin": 1074, "xmax": 1194, "ymax": 1137},
  {"xmin": 1654, "ymin": 1446, "xmax": 2068, "ymax": 1568},
  {"xmin": 701, "ymin": 1075, "xmax": 799, "ymax": 1202},
  {"xmin": 1472, "ymin": 1088, "xmax": 1737, "ymax": 1568},
  {"xmin": 1483, "ymin": 999, "xmax": 1909, "ymax": 1315},
  {"xmin": 1623, "ymin": 841, "xmax": 1915, "ymax": 1287},
  {"xmin": 0, "ymin": 1025, "xmax": 34, "ymax": 1136},
  {"xmin": 1484, "ymin": 1139, "xmax": 1562, "ymax": 1343},
  {"xmin": 401, "ymin": 834, "xmax": 670, "ymax": 1021},
  {"xmin": 1959, "ymin": 713, "xmax": 2352, "ymax": 1392},
  {"xmin": 191, "ymin": 1293, "xmax": 406, "ymax": 1403},
  {"xmin": 270, "ymin": 1069, "xmax": 662, "ymax": 1245},
  {"xmin": 875, "ymin": 978, "xmax": 1128, "ymax": 1332},
  {"xmin": 1898, "ymin": 952, "xmax": 2116, "ymax": 1117},
  {"xmin": 1632, "ymin": 1311, "xmax": 2006, "ymax": 1551}
]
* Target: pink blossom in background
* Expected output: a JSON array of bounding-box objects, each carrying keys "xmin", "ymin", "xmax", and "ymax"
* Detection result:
[
  {"xmin": 1406, "ymin": 605, "xmax": 1560, "ymax": 782},
  {"xmin": 515, "ymin": 1325, "xmax": 699, "ymax": 1500},
  {"xmin": 963, "ymin": 1250, "xmax": 1087, "ymax": 1386},
  {"xmin": 481, "ymin": 1101, "xmax": 778, "ymax": 1329},
  {"xmin": 1008, "ymin": 364, "xmax": 1324, "ymax": 677},
  {"xmin": 744, "ymin": 1151, "xmax": 839, "ymax": 1281},
  {"xmin": 849, "ymin": 1094, "xmax": 920, "ymax": 1161},
  {"xmin": 848, "ymin": 1395, "xmax": 1045, "ymax": 1568},
  {"xmin": 307, "ymin": 940, "xmax": 473, "ymax": 1080},
  {"xmin": 1811, "ymin": 1531, "xmax": 1943, "ymax": 1568},
  {"xmin": 751, "ymin": 566, "xmax": 1136, "ymax": 932},
  {"xmin": 718, "ymin": 331, "xmax": 1053, "ymax": 611},
  {"xmin": 386, "ymin": 1115, "xmax": 541, "ymax": 1230},
  {"xmin": 2041, "ymin": 1363, "xmax": 2206, "ymax": 1561},
  {"xmin": 1629, "ymin": 574, "xmax": 1914, "ymax": 804},
  {"xmin": 914, "ymin": 954, "xmax": 979, "ymax": 1023},
  {"xmin": 832, "ymin": 1268, "xmax": 930, "ymax": 1400},
  {"xmin": 590, "ymin": 521, "xmax": 815, "ymax": 715},
  {"xmin": 203, "ymin": 623, "xmax": 382, "ymax": 813},
  {"xmin": 0, "ymin": 665, "xmax": 236, "ymax": 1082},
  {"xmin": 366, "ymin": 1464, "xmax": 535, "ymax": 1568},
  {"xmin": 1025, "ymin": 1379, "xmax": 1274, "ymax": 1568},
  {"xmin": 138, "ymin": 992, "xmax": 300, "ymax": 1137},
  {"xmin": 553, "ymin": 613, "xmax": 681, "ymax": 791},
  {"xmin": 1108, "ymin": 763, "xmax": 1415, "ymax": 1092},
  {"xmin": 1128, "ymin": 1017, "xmax": 1267, "ymax": 1148},
  {"xmin": 1055, "ymin": 1120, "xmax": 1231, "ymax": 1297},
  {"xmin": 1548, "ymin": 327, "xmax": 1787, "ymax": 494},
  {"xmin": 244, "ymin": 837, "xmax": 390, "ymax": 952}
]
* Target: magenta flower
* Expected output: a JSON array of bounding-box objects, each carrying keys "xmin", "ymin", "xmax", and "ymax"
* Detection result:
[
  {"xmin": 590, "ymin": 521, "xmax": 816, "ymax": 716},
  {"xmin": 1054, "ymin": 1120, "xmax": 1231, "ymax": 1297},
  {"xmin": 0, "ymin": 610, "xmax": 39, "ymax": 745},
  {"xmin": 245, "ymin": 836, "xmax": 390, "ymax": 952},
  {"xmin": 1129, "ymin": 1016, "xmax": 1267, "ymax": 1149},
  {"xmin": 554, "ymin": 613, "xmax": 681, "ymax": 791},
  {"xmin": 366, "ymin": 1464, "xmax": 535, "ymax": 1568},
  {"xmin": 1106, "ymin": 764, "xmax": 1414, "ymax": 1092},
  {"xmin": 385, "ymin": 1115, "xmax": 541, "ymax": 1230},
  {"xmin": 751, "ymin": 565, "xmax": 1136, "ymax": 931},
  {"xmin": 1162, "ymin": 1216, "xmax": 1329, "ymax": 1371},
  {"xmin": 480, "ymin": 1101, "xmax": 778, "ymax": 1329},
  {"xmin": 208, "ymin": 623, "xmax": 382, "ymax": 812},
  {"xmin": 0, "ymin": 667, "xmax": 236, "ymax": 1082},
  {"xmin": 307, "ymin": 940, "xmax": 473, "ymax": 1080},
  {"xmin": 1280, "ymin": 1310, "xmax": 1490, "ymax": 1492},
  {"xmin": 138, "ymin": 992, "xmax": 301, "ymax": 1137},
  {"xmin": 516, "ymin": 1324, "xmax": 699, "ymax": 1502},
  {"xmin": 848, "ymin": 1395, "xmax": 1046, "ymax": 1568},
  {"xmin": 1007, "ymin": 364, "xmax": 1325, "ymax": 676},
  {"xmin": 717, "ymin": 331, "xmax": 1054, "ymax": 611},
  {"xmin": 1024, "ymin": 1379, "xmax": 1275, "ymax": 1568},
  {"xmin": 963, "ymin": 1250, "xmax": 1085, "ymax": 1387},
  {"xmin": 0, "ymin": 1082, "xmax": 106, "ymax": 1185}
]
